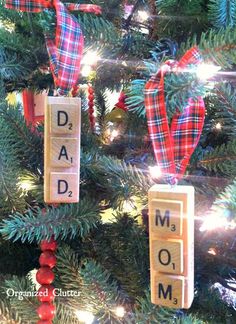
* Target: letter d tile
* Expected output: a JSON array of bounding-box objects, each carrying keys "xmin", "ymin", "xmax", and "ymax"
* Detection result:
[
  {"xmin": 50, "ymin": 173, "xmax": 78, "ymax": 203},
  {"xmin": 50, "ymin": 104, "xmax": 80, "ymax": 135}
]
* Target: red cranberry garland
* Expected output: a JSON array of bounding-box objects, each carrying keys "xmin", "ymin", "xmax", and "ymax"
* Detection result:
[
  {"xmin": 36, "ymin": 238, "xmax": 57, "ymax": 323},
  {"xmin": 71, "ymin": 84, "xmax": 79, "ymax": 97},
  {"xmin": 88, "ymin": 84, "xmax": 96, "ymax": 132}
]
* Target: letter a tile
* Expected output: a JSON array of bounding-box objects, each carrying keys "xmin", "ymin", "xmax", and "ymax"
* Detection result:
[
  {"xmin": 50, "ymin": 173, "xmax": 78, "ymax": 203},
  {"xmin": 50, "ymin": 137, "xmax": 78, "ymax": 168}
]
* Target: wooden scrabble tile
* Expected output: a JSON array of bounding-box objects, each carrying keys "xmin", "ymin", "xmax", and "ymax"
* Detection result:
[
  {"xmin": 151, "ymin": 273, "xmax": 184, "ymax": 308},
  {"xmin": 49, "ymin": 172, "xmax": 79, "ymax": 203},
  {"xmin": 151, "ymin": 239, "xmax": 183, "ymax": 274},
  {"xmin": 149, "ymin": 199, "xmax": 183, "ymax": 236},
  {"xmin": 148, "ymin": 184, "xmax": 195, "ymax": 309},
  {"xmin": 50, "ymin": 103, "xmax": 80, "ymax": 135},
  {"xmin": 44, "ymin": 97, "xmax": 81, "ymax": 203},
  {"xmin": 50, "ymin": 137, "xmax": 78, "ymax": 168}
]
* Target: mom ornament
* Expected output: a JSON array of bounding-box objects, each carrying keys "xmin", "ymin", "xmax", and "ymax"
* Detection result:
[{"xmin": 145, "ymin": 47, "xmax": 205, "ymax": 309}]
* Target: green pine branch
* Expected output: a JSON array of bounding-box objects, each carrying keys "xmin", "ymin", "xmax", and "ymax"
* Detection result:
[
  {"xmin": 210, "ymin": 83, "xmax": 236, "ymax": 135},
  {"xmin": 155, "ymin": 0, "xmax": 208, "ymax": 41},
  {"xmin": 199, "ymin": 140, "xmax": 236, "ymax": 176},
  {"xmin": 133, "ymin": 289, "xmax": 178, "ymax": 323},
  {"xmin": 126, "ymin": 71, "xmax": 205, "ymax": 120},
  {"xmin": 0, "ymin": 199, "xmax": 101, "ymax": 243},
  {"xmin": 0, "ymin": 301, "xmax": 22, "ymax": 324},
  {"xmin": 80, "ymin": 151, "xmax": 154, "ymax": 207},
  {"xmin": 0, "ymin": 121, "xmax": 26, "ymax": 214},
  {"xmin": 0, "ymin": 27, "xmax": 47, "ymax": 85},
  {"xmin": 182, "ymin": 27, "xmax": 236, "ymax": 69},
  {"xmin": 96, "ymin": 155, "xmax": 154, "ymax": 205},
  {"xmin": 54, "ymin": 301, "xmax": 80, "ymax": 324},
  {"xmin": 1, "ymin": 276, "xmax": 38, "ymax": 324},
  {"xmin": 84, "ymin": 215, "xmax": 149, "ymax": 299},
  {"xmin": 211, "ymin": 179, "xmax": 236, "ymax": 221},
  {"xmin": 208, "ymin": 0, "xmax": 236, "ymax": 28},
  {"xmin": 77, "ymin": 12, "xmax": 117, "ymax": 45},
  {"xmin": 56, "ymin": 245, "xmax": 129, "ymax": 323},
  {"xmin": 176, "ymin": 316, "xmax": 206, "ymax": 324},
  {"xmin": 0, "ymin": 102, "xmax": 43, "ymax": 175}
]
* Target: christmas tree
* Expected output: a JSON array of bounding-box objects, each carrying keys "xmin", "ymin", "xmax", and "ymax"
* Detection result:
[{"xmin": 0, "ymin": 0, "xmax": 236, "ymax": 323}]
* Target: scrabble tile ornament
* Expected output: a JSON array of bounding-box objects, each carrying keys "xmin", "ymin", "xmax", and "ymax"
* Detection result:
[
  {"xmin": 148, "ymin": 184, "xmax": 194, "ymax": 309},
  {"xmin": 44, "ymin": 97, "xmax": 81, "ymax": 203}
]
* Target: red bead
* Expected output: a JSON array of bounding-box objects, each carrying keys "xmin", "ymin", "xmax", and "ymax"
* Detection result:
[
  {"xmin": 88, "ymin": 87, "xmax": 94, "ymax": 94},
  {"xmin": 38, "ymin": 285, "xmax": 55, "ymax": 303},
  {"xmin": 88, "ymin": 103, "xmax": 94, "ymax": 109},
  {"xmin": 88, "ymin": 94, "xmax": 94, "ymax": 101},
  {"xmin": 89, "ymin": 116, "xmax": 95, "ymax": 122},
  {"xmin": 36, "ymin": 267, "xmax": 54, "ymax": 285},
  {"xmin": 89, "ymin": 108, "xmax": 94, "ymax": 114},
  {"xmin": 37, "ymin": 320, "xmax": 52, "ymax": 324},
  {"xmin": 39, "ymin": 251, "xmax": 56, "ymax": 269},
  {"xmin": 37, "ymin": 302, "xmax": 55, "ymax": 320},
  {"xmin": 40, "ymin": 239, "xmax": 57, "ymax": 252}
]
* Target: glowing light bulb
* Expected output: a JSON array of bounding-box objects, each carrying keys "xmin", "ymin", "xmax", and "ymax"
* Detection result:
[
  {"xmin": 123, "ymin": 200, "xmax": 134, "ymax": 212},
  {"xmin": 20, "ymin": 181, "xmax": 32, "ymax": 191},
  {"xmin": 81, "ymin": 65, "xmax": 92, "ymax": 77},
  {"xmin": 75, "ymin": 310, "xmax": 94, "ymax": 324},
  {"xmin": 196, "ymin": 64, "xmax": 221, "ymax": 80},
  {"xmin": 215, "ymin": 122, "xmax": 222, "ymax": 130},
  {"xmin": 208, "ymin": 248, "xmax": 217, "ymax": 256},
  {"xmin": 18, "ymin": 178, "xmax": 33, "ymax": 191},
  {"xmin": 110, "ymin": 129, "xmax": 119, "ymax": 141},
  {"xmin": 115, "ymin": 306, "xmax": 125, "ymax": 318},
  {"xmin": 149, "ymin": 166, "xmax": 162, "ymax": 179},
  {"xmin": 138, "ymin": 10, "xmax": 149, "ymax": 22},
  {"xmin": 82, "ymin": 50, "xmax": 100, "ymax": 66},
  {"xmin": 199, "ymin": 213, "xmax": 235, "ymax": 232}
]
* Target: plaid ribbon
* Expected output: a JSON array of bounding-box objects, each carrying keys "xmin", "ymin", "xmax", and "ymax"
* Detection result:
[
  {"xmin": 5, "ymin": 0, "xmax": 102, "ymax": 95},
  {"xmin": 144, "ymin": 47, "xmax": 205, "ymax": 184}
]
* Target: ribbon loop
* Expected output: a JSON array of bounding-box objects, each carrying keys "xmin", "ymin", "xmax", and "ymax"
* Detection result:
[
  {"xmin": 144, "ymin": 47, "xmax": 205, "ymax": 184},
  {"xmin": 5, "ymin": 0, "xmax": 102, "ymax": 95}
]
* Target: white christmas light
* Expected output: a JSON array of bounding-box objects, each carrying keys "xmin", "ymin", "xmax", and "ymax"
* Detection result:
[
  {"xmin": 149, "ymin": 165, "xmax": 162, "ymax": 179},
  {"xmin": 82, "ymin": 50, "xmax": 101, "ymax": 66},
  {"xmin": 196, "ymin": 64, "xmax": 221, "ymax": 80},
  {"xmin": 110, "ymin": 129, "xmax": 119, "ymax": 141},
  {"xmin": 115, "ymin": 306, "xmax": 125, "ymax": 318},
  {"xmin": 19, "ymin": 180, "xmax": 32, "ymax": 191},
  {"xmin": 123, "ymin": 200, "xmax": 134, "ymax": 213},
  {"xmin": 138, "ymin": 10, "xmax": 149, "ymax": 22},
  {"xmin": 215, "ymin": 122, "xmax": 222, "ymax": 130},
  {"xmin": 75, "ymin": 310, "xmax": 94, "ymax": 324},
  {"xmin": 18, "ymin": 176, "xmax": 34, "ymax": 192},
  {"xmin": 81, "ymin": 65, "xmax": 92, "ymax": 77},
  {"xmin": 208, "ymin": 248, "xmax": 217, "ymax": 256},
  {"xmin": 199, "ymin": 213, "xmax": 236, "ymax": 232}
]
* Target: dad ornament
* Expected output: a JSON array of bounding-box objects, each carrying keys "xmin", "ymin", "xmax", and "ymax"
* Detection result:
[
  {"xmin": 145, "ymin": 47, "xmax": 205, "ymax": 309},
  {"xmin": 5, "ymin": 1, "xmax": 102, "ymax": 323}
]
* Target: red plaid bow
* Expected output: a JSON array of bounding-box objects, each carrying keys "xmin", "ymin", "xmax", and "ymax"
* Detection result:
[
  {"xmin": 144, "ymin": 47, "xmax": 205, "ymax": 184},
  {"xmin": 5, "ymin": 0, "xmax": 102, "ymax": 95}
]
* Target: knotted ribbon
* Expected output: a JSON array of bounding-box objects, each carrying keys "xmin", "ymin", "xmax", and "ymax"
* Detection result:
[
  {"xmin": 5, "ymin": 0, "xmax": 102, "ymax": 95},
  {"xmin": 144, "ymin": 47, "xmax": 205, "ymax": 184}
]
